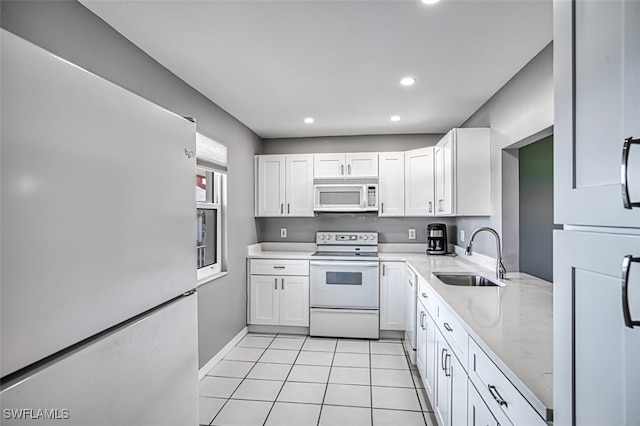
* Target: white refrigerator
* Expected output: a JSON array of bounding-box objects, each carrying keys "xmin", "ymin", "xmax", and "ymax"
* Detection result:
[{"xmin": 0, "ymin": 30, "xmax": 199, "ymax": 425}]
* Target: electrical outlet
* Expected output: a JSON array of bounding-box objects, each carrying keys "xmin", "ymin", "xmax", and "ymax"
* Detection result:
[
  {"xmin": 408, "ymin": 228, "xmax": 416, "ymax": 240},
  {"xmin": 280, "ymin": 228, "xmax": 287, "ymax": 238},
  {"xmin": 460, "ymin": 230, "xmax": 465, "ymax": 243}
]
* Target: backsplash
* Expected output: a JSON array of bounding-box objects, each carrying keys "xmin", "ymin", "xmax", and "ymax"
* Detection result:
[{"xmin": 256, "ymin": 215, "xmax": 457, "ymax": 244}]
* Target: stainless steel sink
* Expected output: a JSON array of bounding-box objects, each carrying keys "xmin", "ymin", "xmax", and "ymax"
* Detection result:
[{"xmin": 433, "ymin": 272, "xmax": 503, "ymax": 287}]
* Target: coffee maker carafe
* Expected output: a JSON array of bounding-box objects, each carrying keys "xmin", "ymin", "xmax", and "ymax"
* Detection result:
[{"xmin": 427, "ymin": 223, "xmax": 448, "ymax": 255}]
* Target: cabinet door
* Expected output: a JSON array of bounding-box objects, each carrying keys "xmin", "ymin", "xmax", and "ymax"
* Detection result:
[
  {"xmin": 425, "ymin": 312, "xmax": 437, "ymax": 404},
  {"xmin": 434, "ymin": 330, "xmax": 452, "ymax": 426},
  {"xmin": 450, "ymin": 351, "xmax": 468, "ymax": 426},
  {"xmin": 346, "ymin": 153, "xmax": 378, "ymax": 178},
  {"xmin": 314, "ymin": 153, "xmax": 345, "ymax": 178},
  {"xmin": 378, "ymin": 152, "xmax": 405, "ymax": 217},
  {"xmin": 249, "ymin": 275, "xmax": 280, "ymax": 325},
  {"xmin": 555, "ymin": 231, "xmax": 640, "ymax": 426},
  {"xmin": 435, "ymin": 132, "xmax": 454, "ymax": 216},
  {"xmin": 256, "ymin": 155, "xmax": 286, "ymax": 217},
  {"xmin": 285, "ymin": 154, "xmax": 314, "ymax": 217},
  {"xmin": 405, "ymin": 147, "xmax": 435, "ymax": 216},
  {"xmin": 416, "ymin": 301, "xmax": 428, "ymax": 380},
  {"xmin": 279, "ymin": 276, "xmax": 309, "ymax": 327},
  {"xmin": 468, "ymin": 381, "xmax": 499, "ymax": 426},
  {"xmin": 554, "ymin": 0, "xmax": 640, "ymax": 227},
  {"xmin": 380, "ymin": 262, "xmax": 406, "ymax": 330}
]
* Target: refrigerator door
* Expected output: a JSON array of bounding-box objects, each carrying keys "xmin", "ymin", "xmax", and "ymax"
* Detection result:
[
  {"xmin": 1, "ymin": 30, "xmax": 196, "ymax": 376},
  {"xmin": 0, "ymin": 293, "xmax": 198, "ymax": 426}
]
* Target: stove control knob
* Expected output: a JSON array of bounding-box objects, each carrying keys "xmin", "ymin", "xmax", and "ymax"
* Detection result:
[
  {"xmin": 369, "ymin": 234, "xmax": 376, "ymax": 241},
  {"xmin": 319, "ymin": 234, "xmax": 326, "ymax": 241},
  {"xmin": 362, "ymin": 235, "xmax": 369, "ymax": 240},
  {"xmin": 327, "ymin": 234, "xmax": 333, "ymax": 240}
]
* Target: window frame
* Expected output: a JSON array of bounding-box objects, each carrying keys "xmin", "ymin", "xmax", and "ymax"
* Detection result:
[{"xmin": 196, "ymin": 167, "xmax": 223, "ymax": 281}]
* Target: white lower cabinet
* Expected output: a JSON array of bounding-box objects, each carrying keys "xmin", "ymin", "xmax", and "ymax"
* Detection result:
[
  {"xmin": 380, "ymin": 261, "xmax": 405, "ymax": 330},
  {"xmin": 250, "ymin": 275, "xmax": 309, "ymax": 327},
  {"xmin": 468, "ymin": 380, "xmax": 498, "ymax": 426},
  {"xmin": 417, "ymin": 296, "xmax": 437, "ymax": 403},
  {"xmin": 434, "ymin": 329, "xmax": 467, "ymax": 426}
]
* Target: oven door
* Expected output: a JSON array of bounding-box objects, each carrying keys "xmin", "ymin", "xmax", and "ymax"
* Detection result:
[
  {"xmin": 310, "ymin": 261, "xmax": 379, "ymax": 309},
  {"xmin": 313, "ymin": 184, "xmax": 366, "ymax": 212}
]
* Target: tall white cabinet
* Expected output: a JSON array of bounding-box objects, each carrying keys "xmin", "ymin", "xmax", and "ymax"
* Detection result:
[
  {"xmin": 554, "ymin": 1, "xmax": 640, "ymax": 425},
  {"xmin": 378, "ymin": 152, "xmax": 405, "ymax": 216},
  {"xmin": 255, "ymin": 154, "xmax": 314, "ymax": 217},
  {"xmin": 405, "ymin": 147, "xmax": 435, "ymax": 216},
  {"xmin": 434, "ymin": 128, "xmax": 490, "ymax": 216}
]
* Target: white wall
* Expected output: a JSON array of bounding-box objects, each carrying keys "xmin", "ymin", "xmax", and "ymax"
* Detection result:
[
  {"xmin": 1, "ymin": 0, "xmax": 262, "ymax": 368},
  {"xmin": 457, "ymin": 43, "xmax": 554, "ymax": 272}
]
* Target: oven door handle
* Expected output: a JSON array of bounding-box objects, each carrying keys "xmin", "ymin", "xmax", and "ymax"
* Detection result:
[{"xmin": 310, "ymin": 261, "xmax": 380, "ymax": 268}]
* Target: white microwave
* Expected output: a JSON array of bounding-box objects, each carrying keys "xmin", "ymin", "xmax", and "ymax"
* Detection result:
[{"xmin": 313, "ymin": 183, "xmax": 378, "ymax": 212}]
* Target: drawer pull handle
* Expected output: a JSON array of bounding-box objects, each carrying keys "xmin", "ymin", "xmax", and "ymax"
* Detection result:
[
  {"xmin": 274, "ymin": 278, "xmax": 278, "ymax": 290},
  {"xmin": 273, "ymin": 266, "xmax": 286, "ymax": 269},
  {"xmin": 622, "ymin": 137, "xmax": 640, "ymax": 209},
  {"xmin": 420, "ymin": 311, "xmax": 426, "ymax": 329},
  {"xmin": 443, "ymin": 322, "xmax": 453, "ymax": 332},
  {"xmin": 622, "ymin": 255, "xmax": 640, "ymax": 328},
  {"xmin": 421, "ymin": 292, "xmax": 428, "ymax": 299},
  {"xmin": 281, "ymin": 278, "xmax": 285, "ymax": 290},
  {"xmin": 441, "ymin": 348, "xmax": 447, "ymax": 371},
  {"xmin": 488, "ymin": 385, "xmax": 508, "ymax": 407}
]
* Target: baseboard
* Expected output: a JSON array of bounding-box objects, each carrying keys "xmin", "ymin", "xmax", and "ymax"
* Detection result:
[
  {"xmin": 247, "ymin": 324, "xmax": 309, "ymax": 335},
  {"xmin": 198, "ymin": 326, "xmax": 248, "ymax": 381}
]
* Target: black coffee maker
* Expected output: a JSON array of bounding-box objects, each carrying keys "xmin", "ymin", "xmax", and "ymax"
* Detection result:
[{"xmin": 427, "ymin": 223, "xmax": 448, "ymax": 255}]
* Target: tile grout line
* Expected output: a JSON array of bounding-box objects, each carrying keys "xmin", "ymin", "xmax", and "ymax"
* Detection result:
[
  {"xmin": 369, "ymin": 339, "xmax": 374, "ymax": 426},
  {"xmin": 402, "ymin": 337, "xmax": 430, "ymax": 426},
  {"xmin": 208, "ymin": 334, "xmax": 277, "ymax": 425},
  {"xmin": 260, "ymin": 333, "xmax": 310, "ymax": 426},
  {"xmin": 317, "ymin": 339, "xmax": 337, "ymax": 426}
]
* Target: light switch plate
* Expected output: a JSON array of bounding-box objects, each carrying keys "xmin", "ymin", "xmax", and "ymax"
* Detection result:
[
  {"xmin": 460, "ymin": 230, "xmax": 465, "ymax": 242},
  {"xmin": 408, "ymin": 229, "xmax": 416, "ymax": 240},
  {"xmin": 280, "ymin": 228, "xmax": 287, "ymax": 238}
]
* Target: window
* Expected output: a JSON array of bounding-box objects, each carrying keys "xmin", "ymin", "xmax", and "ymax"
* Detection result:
[{"xmin": 196, "ymin": 132, "xmax": 227, "ymax": 282}]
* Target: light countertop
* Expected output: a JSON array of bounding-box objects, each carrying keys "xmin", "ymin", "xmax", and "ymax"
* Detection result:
[{"xmin": 246, "ymin": 243, "xmax": 553, "ymax": 419}]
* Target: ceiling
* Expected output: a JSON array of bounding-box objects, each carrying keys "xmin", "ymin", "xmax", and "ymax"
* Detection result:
[{"xmin": 81, "ymin": 0, "xmax": 552, "ymax": 139}]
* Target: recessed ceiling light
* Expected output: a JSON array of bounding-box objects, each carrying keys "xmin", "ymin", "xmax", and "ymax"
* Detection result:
[
  {"xmin": 304, "ymin": 117, "xmax": 314, "ymax": 124},
  {"xmin": 400, "ymin": 77, "xmax": 416, "ymax": 86},
  {"xmin": 390, "ymin": 115, "xmax": 401, "ymax": 122},
  {"xmin": 422, "ymin": 0, "xmax": 440, "ymax": 4}
]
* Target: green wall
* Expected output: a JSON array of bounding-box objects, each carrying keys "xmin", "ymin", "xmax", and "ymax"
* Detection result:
[{"xmin": 519, "ymin": 136, "xmax": 553, "ymax": 282}]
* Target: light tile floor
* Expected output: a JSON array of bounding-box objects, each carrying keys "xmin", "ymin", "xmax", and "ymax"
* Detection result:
[{"xmin": 199, "ymin": 333, "xmax": 437, "ymax": 426}]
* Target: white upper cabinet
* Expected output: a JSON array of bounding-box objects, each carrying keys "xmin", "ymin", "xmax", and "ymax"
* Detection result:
[
  {"xmin": 405, "ymin": 147, "xmax": 435, "ymax": 216},
  {"xmin": 435, "ymin": 128, "xmax": 491, "ymax": 217},
  {"xmin": 285, "ymin": 155, "xmax": 315, "ymax": 216},
  {"xmin": 314, "ymin": 153, "xmax": 378, "ymax": 179},
  {"xmin": 555, "ymin": 0, "xmax": 640, "ymax": 227},
  {"xmin": 378, "ymin": 152, "xmax": 405, "ymax": 216},
  {"xmin": 313, "ymin": 153, "xmax": 345, "ymax": 178},
  {"xmin": 256, "ymin": 155, "xmax": 286, "ymax": 217},
  {"xmin": 346, "ymin": 153, "xmax": 378, "ymax": 178},
  {"xmin": 256, "ymin": 154, "xmax": 314, "ymax": 217}
]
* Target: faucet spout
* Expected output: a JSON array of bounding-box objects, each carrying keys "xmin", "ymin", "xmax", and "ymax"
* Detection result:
[{"xmin": 465, "ymin": 227, "xmax": 506, "ymax": 280}]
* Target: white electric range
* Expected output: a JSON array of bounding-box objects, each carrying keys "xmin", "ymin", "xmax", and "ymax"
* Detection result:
[{"xmin": 309, "ymin": 232, "xmax": 380, "ymax": 339}]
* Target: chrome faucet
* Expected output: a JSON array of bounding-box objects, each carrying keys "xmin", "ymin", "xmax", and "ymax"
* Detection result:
[{"xmin": 465, "ymin": 227, "xmax": 507, "ymax": 280}]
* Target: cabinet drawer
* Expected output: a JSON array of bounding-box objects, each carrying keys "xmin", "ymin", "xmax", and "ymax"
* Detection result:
[
  {"xmin": 417, "ymin": 276, "xmax": 435, "ymax": 313},
  {"xmin": 250, "ymin": 259, "xmax": 309, "ymax": 276},
  {"xmin": 469, "ymin": 338, "xmax": 546, "ymax": 426},
  {"xmin": 436, "ymin": 299, "xmax": 468, "ymax": 371}
]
